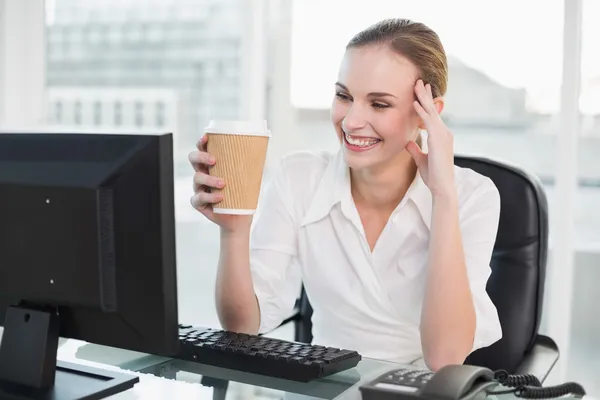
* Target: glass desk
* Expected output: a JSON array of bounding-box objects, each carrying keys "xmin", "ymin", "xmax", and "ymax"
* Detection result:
[
  {"xmin": 60, "ymin": 340, "xmax": 582, "ymax": 400},
  {"xmin": 66, "ymin": 339, "xmax": 395, "ymax": 399}
]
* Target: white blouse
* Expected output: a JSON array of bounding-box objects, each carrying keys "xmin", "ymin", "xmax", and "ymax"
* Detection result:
[{"xmin": 250, "ymin": 149, "xmax": 502, "ymax": 364}]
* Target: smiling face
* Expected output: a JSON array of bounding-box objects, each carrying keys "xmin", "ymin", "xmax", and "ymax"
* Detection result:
[{"xmin": 331, "ymin": 44, "xmax": 423, "ymax": 171}]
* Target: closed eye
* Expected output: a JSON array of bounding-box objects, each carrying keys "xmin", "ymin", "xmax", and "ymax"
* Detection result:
[
  {"xmin": 335, "ymin": 90, "xmax": 389, "ymax": 109},
  {"xmin": 335, "ymin": 92, "xmax": 352, "ymax": 101},
  {"xmin": 372, "ymin": 102, "xmax": 390, "ymax": 109}
]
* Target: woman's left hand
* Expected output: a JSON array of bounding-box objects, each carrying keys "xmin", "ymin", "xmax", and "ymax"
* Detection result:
[{"xmin": 406, "ymin": 79, "xmax": 456, "ymax": 199}]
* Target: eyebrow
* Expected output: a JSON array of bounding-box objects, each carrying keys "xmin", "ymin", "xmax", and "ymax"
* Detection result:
[{"xmin": 335, "ymin": 82, "xmax": 397, "ymax": 99}]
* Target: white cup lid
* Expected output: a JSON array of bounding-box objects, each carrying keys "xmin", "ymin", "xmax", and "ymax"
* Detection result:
[{"xmin": 203, "ymin": 120, "xmax": 271, "ymax": 137}]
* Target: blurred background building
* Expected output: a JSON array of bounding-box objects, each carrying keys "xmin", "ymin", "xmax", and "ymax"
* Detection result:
[{"xmin": 45, "ymin": 0, "xmax": 245, "ymax": 164}]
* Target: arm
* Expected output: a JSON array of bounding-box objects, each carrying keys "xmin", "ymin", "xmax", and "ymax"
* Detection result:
[
  {"xmin": 216, "ymin": 228, "xmax": 260, "ymax": 334},
  {"xmin": 215, "ymin": 162, "xmax": 300, "ymax": 334},
  {"xmin": 420, "ymin": 183, "xmax": 501, "ymax": 371},
  {"xmin": 408, "ymin": 81, "xmax": 501, "ymax": 370},
  {"xmin": 420, "ymin": 191, "xmax": 475, "ymax": 370}
]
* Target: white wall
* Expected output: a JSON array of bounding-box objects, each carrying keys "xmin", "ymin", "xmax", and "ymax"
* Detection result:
[{"xmin": 0, "ymin": 0, "xmax": 46, "ymax": 129}]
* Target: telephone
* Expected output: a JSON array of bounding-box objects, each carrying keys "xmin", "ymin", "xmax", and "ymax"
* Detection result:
[
  {"xmin": 359, "ymin": 364, "xmax": 589, "ymax": 400},
  {"xmin": 359, "ymin": 364, "xmax": 498, "ymax": 400}
]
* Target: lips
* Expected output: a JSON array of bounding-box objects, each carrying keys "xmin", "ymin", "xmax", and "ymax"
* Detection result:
[{"xmin": 343, "ymin": 132, "xmax": 381, "ymax": 152}]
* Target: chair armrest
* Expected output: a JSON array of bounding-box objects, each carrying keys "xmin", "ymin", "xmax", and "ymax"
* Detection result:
[{"xmin": 515, "ymin": 334, "xmax": 559, "ymax": 383}]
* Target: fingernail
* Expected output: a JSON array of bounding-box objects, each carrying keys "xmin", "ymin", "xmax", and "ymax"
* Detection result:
[
  {"xmin": 218, "ymin": 179, "xmax": 225, "ymax": 187},
  {"xmin": 209, "ymin": 156, "xmax": 216, "ymax": 164}
]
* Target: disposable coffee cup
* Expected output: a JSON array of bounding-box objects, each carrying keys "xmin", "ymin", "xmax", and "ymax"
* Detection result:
[{"xmin": 204, "ymin": 120, "xmax": 271, "ymax": 215}]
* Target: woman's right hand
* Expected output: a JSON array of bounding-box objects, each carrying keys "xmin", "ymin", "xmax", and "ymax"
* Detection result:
[{"xmin": 188, "ymin": 135, "xmax": 253, "ymax": 233}]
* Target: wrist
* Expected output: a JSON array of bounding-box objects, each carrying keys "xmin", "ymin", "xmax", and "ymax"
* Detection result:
[
  {"xmin": 220, "ymin": 226, "xmax": 251, "ymax": 241},
  {"xmin": 431, "ymin": 188, "xmax": 458, "ymax": 206}
]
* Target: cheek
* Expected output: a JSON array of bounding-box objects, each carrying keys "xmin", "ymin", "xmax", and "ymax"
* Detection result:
[
  {"xmin": 330, "ymin": 101, "xmax": 348, "ymax": 125},
  {"xmin": 373, "ymin": 111, "xmax": 415, "ymax": 142}
]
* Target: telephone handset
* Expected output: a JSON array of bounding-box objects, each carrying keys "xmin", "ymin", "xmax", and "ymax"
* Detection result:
[{"xmin": 359, "ymin": 364, "xmax": 498, "ymax": 400}]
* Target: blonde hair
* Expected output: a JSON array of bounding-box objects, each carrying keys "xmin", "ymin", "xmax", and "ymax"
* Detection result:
[{"xmin": 346, "ymin": 18, "xmax": 448, "ymax": 98}]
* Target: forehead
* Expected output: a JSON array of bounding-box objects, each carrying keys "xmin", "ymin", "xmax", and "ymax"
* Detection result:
[{"xmin": 337, "ymin": 45, "xmax": 419, "ymax": 96}]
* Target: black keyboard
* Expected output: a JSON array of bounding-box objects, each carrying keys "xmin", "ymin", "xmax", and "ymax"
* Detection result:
[{"xmin": 177, "ymin": 325, "xmax": 362, "ymax": 382}]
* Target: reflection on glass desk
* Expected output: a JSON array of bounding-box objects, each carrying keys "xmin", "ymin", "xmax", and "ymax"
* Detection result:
[
  {"xmin": 73, "ymin": 340, "xmax": 377, "ymax": 399},
  {"xmin": 65, "ymin": 340, "xmax": 584, "ymax": 400}
]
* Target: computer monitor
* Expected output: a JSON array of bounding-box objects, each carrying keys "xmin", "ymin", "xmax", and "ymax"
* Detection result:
[{"xmin": 0, "ymin": 132, "xmax": 179, "ymax": 399}]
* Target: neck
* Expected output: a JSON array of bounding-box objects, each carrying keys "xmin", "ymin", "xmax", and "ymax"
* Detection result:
[{"xmin": 350, "ymin": 151, "xmax": 418, "ymax": 212}]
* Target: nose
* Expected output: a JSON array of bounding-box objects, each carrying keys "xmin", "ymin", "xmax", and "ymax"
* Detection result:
[{"xmin": 342, "ymin": 103, "xmax": 367, "ymax": 133}]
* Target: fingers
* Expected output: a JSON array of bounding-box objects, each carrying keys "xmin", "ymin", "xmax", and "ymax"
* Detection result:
[
  {"xmin": 193, "ymin": 170, "xmax": 224, "ymax": 191},
  {"xmin": 196, "ymin": 134, "xmax": 208, "ymax": 151},
  {"xmin": 190, "ymin": 135, "xmax": 210, "ymax": 172},
  {"xmin": 190, "ymin": 135, "xmax": 225, "ymax": 211},
  {"xmin": 425, "ymin": 81, "xmax": 433, "ymax": 99},
  {"xmin": 188, "ymin": 150, "xmax": 215, "ymax": 167},
  {"xmin": 190, "ymin": 191, "xmax": 223, "ymax": 210},
  {"xmin": 191, "ymin": 170, "xmax": 225, "ymax": 212},
  {"xmin": 414, "ymin": 80, "xmax": 436, "ymax": 115},
  {"xmin": 413, "ymin": 100, "xmax": 429, "ymax": 121},
  {"xmin": 406, "ymin": 140, "xmax": 427, "ymax": 167},
  {"xmin": 188, "ymin": 147, "xmax": 215, "ymax": 172}
]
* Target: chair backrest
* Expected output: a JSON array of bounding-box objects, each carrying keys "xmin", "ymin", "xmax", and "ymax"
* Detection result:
[
  {"xmin": 295, "ymin": 156, "xmax": 549, "ymax": 372},
  {"xmin": 457, "ymin": 156, "xmax": 548, "ymax": 372},
  {"xmin": 295, "ymin": 286, "xmax": 313, "ymax": 343}
]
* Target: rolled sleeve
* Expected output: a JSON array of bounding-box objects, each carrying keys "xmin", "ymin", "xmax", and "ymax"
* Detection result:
[
  {"xmin": 250, "ymin": 161, "xmax": 301, "ymax": 334},
  {"xmin": 459, "ymin": 179, "xmax": 503, "ymax": 352}
]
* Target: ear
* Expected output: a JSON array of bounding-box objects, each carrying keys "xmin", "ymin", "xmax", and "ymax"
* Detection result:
[{"xmin": 433, "ymin": 96, "xmax": 445, "ymax": 115}]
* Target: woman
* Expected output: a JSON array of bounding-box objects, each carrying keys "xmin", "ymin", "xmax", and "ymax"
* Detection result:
[{"xmin": 188, "ymin": 18, "xmax": 502, "ymax": 371}]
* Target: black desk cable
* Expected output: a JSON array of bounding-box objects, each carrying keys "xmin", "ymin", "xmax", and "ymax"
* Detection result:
[{"xmin": 487, "ymin": 370, "xmax": 586, "ymax": 399}]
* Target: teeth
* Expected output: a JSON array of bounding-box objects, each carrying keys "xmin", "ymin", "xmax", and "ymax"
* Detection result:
[{"xmin": 345, "ymin": 133, "xmax": 379, "ymax": 147}]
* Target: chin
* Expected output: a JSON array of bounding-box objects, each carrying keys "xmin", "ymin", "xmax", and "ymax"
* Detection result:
[
  {"xmin": 341, "ymin": 142, "xmax": 396, "ymax": 173},
  {"xmin": 341, "ymin": 143, "xmax": 411, "ymax": 174},
  {"xmin": 342, "ymin": 149, "xmax": 380, "ymax": 170}
]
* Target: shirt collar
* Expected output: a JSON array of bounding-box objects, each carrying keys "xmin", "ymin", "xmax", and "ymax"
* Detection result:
[
  {"xmin": 300, "ymin": 149, "xmax": 433, "ymax": 230},
  {"xmin": 301, "ymin": 150, "xmax": 348, "ymax": 227},
  {"xmin": 404, "ymin": 170, "xmax": 433, "ymax": 230}
]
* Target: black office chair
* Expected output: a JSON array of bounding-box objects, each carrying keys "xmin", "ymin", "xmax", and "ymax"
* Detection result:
[{"xmin": 279, "ymin": 155, "xmax": 559, "ymax": 382}]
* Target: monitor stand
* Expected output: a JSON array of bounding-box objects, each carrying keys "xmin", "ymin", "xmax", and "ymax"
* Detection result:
[{"xmin": 0, "ymin": 305, "xmax": 139, "ymax": 400}]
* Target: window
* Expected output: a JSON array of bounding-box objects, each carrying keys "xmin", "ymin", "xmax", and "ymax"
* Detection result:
[
  {"xmin": 147, "ymin": 24, "xmax": 163, "ymax": 43},
  {"xmin": 93, "ymin": 101, "xmax": 102, "ymax": 125},
  {"xmin": 582, "ymin": 0, "xmax": 600, "ymax": 124},
  {"xmin": 563, "ymin": 0, "xmax": 600, "ymax": 393},
  {"xmin": 134, "ymin": 101, "xmax": 143, "ymax": 127},
  {"xmin": 73, "ymin": 100, "xmax": 82, "ymax": 125},
  {"xmin": 88, "ymin": 27, "xmax": 103, "ymax": 44},
  {"xmin": 114, "ymin": 101, "xmax": 122, "ymax": 126},
  {"xmin": 155, "ymin": 101, "xmax": 165, "ymax": 127},
  {"xmin": 216, "ymin": 60, "xmax": 225, "ymax": 78},
  {"xmin": 54, "ymin": 101, "xmax": 63, "ymax": 123}
]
